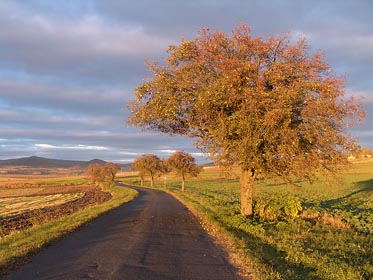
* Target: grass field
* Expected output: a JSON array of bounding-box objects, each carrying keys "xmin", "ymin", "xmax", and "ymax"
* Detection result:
[
  {"xmin": 0, "ymin": 177, "xmax": 138, "ymax": 276},
  {"xmin": 121, "ymin": 160, "xmax": 373, "ymax": 280}
]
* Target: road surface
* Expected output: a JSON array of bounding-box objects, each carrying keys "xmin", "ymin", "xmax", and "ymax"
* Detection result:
[{"xmin": 5, "ymin": 185, "xmax": 243, "ymax": 280}]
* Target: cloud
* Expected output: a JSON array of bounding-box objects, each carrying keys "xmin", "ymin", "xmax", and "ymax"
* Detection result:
[
  {"xmin": 0, "ymin": 130, "xmax": 200, "ymax": 162},
  {"xmin": 35, "ymin": 144, "xmax": 109, "ymax": 151},
  {"xmin": 0, "ymin": 0, "xmax": 372, "ymax": 162},
  {"xmin": 118, "ymin": 151, "xmax": 142, "ymax": 156},
  {"xmin": 159, "ymin": 149, "xmax": 177, "ymax": 154},
  {"xmin": 0, "ymin": 79, "xmax": 129, "ymax": 121},
  {"xmin": 0, "ymin": 1, "xmax": 173, "ymax": 85},
  {"xmin": 158, "ymin": 149, "xmax": 205, "ymax": 158}
]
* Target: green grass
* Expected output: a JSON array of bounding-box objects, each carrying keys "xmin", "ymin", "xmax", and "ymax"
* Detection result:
[
  {"xmin": 121, "ymin": 161, "xmax": 373, "ymax": 280},
  {"xmin": 0, "ymin": 184, "xmax": 138, "ymax": 276},
  {"xmin": 36, "ymin": 177, "xmax": 88, "ymax": 185}
]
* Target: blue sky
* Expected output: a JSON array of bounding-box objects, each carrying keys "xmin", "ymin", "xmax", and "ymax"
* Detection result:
[{"xmin": 0, "ymin": 0, "xmax": 372, "ymax": 163}]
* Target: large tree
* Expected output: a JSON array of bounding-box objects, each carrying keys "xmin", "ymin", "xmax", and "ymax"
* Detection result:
[
  {"xmin": 132, "ymin": 154, "xmax": 164, "ymax": 187},
  {"xmin": 166, "ymin": 151, "xmax": 202, "ymax": 192},
  {"xmin": 128, "ymin": 24, "xmax": 364, "ymax": 216}
]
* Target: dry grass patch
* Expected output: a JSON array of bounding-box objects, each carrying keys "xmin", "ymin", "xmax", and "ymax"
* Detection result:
[
  {"xmin": 301, "ymin": 211, "xmax": 351, "ymax": 229},
  {"xmin": 0, "ymin": 188, "xmax": 45, "ymax": 198},
  {"xmin": 0, "ymin": 193, "xmax": 84, "ymax": 218},
  {"xmin": 318, "ymin": 213, "xmax": 351, "ymax": 229}
]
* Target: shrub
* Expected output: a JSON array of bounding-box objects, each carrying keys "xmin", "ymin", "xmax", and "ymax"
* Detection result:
[
  {"xmin": 254, "ymin": 194, "xmax": 303, "ymax": 221},
  {"xmin": 253, "ymin": 195, "xmax": 282, "ymax": 221},
  {"xmin": 284, "ymin": 197, "xmax": 303, "ymax": 219}
]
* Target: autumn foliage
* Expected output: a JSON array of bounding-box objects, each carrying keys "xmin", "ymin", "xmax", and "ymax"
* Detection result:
[
  {"xmin": 131, "ymin": 154, "xmax": 165, "ymax": 187},
  {"xmin": 128, "ymin": 23, "xmax": 364, "ymax": 216},
  {"xmin": 166, "ymin": 151, "xmax": 202, "ymax": 192},
  {"xmin": 86, "ymin": 162, "xmax": 120, "ymax": 190}
]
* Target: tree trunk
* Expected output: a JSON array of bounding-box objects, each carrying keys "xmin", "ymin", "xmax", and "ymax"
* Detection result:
[
  {"xmin": 240, "ymin": 168, "xmax": 255, "ymax": 216},
  {"xmin": 140, "ymin": 176, "xmax": 144, "ymax": 187},
  {"xmin": 181, "ymin": 174, "xmax": 185, "ymax": 192},
  {"xmin": 110, "ymin": 173, "xmax": 115, "ymax": 184},
  {"xmin": 151, "ymin": 175, "xmax": 154, "ymax": 187}
]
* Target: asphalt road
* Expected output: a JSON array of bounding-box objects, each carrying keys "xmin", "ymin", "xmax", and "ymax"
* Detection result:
[{"xmin": 5, "ymin": 185, "xmax": 243, "ymax": 280}]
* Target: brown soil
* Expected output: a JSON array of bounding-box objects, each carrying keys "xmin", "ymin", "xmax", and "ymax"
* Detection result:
[{"xmin": 0, "ymin": 189, "xmax": 111, "ymax": 237}]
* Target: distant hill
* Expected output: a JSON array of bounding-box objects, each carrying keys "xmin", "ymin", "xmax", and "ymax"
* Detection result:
[{"xmin": 0, "ymin": 156, "xmax": 118, "ymax": 169}]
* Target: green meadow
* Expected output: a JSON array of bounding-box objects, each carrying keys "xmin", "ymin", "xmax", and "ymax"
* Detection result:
[{"xmin": 121, "ymin": 160, "xmax": 373, "ymax": 280}]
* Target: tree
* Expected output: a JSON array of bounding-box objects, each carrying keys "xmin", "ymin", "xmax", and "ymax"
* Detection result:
[
  {"xmin": 132, "ymin": 154, "xmax": 164, "ymax": 187},
  {"xmin": 104, "ymin": 162, "xmax": 121, "ymax": 186},
  {"xmin": 128, "ymin": 24, "xmax": 364, "ymax": 216},
  {"xmin": 87, "ymin": 162, "xmax": 120, "ymax": 190},
  {"xmin": 87, "ymin": 163, "xmax": 104, "ymax": 186},
  {"xmin": 166, "ymin": 151, "xmax": 202, "ymax": 192},
  {"xmin": 351, "ymin": 146, "xmax": 373, "ymax": 158}
]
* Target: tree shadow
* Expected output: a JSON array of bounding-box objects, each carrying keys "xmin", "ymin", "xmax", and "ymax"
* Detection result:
[
  {"xmin": 321, "ymin": 178, "xmax": 373, "ymax": 211},
  {"xmin": 215, "ymin": 217, "xmax": 323, "ymax": 280}
]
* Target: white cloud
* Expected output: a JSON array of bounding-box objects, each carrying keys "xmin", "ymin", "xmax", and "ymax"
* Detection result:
[
  {"xmin": 158, "ymin": 149, "xmax": 205, "ymax": 158},
  {"xmin": 191, "ymin": 152, "xmax": 205, "ymax": 157},
  {"xmin": 159, "ymin": 149, "xmax": 177, "ymax": 154},
  {"xmin": 35, "ymin": 144, "xmax": 109, "ymax": 151},
  {"xmin": 118, "ymin": 151, "xmax": 141, "ymax": 156},
  {"xmin": 117, "ymin": 159, "xmax": 136, "ymax": 163}
]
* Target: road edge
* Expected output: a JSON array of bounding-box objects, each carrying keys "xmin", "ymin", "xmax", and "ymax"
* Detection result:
[{"xmin": 121, "ymin": 183, "xmax": 255, "ymax": 280}]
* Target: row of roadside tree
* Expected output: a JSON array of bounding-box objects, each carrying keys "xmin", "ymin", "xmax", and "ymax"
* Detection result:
[
  {"xmin": 86, "ymin": 151, "xmax": 201, "ymax": 192},
  {"xmin": 132, "ymin": 151, "xmax": 202, "ymax": 192}
]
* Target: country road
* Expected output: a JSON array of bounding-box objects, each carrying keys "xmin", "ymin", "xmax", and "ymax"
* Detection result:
[{"xmin": 5, "ymin": 185, "xmax": 243, "ymax": 280}]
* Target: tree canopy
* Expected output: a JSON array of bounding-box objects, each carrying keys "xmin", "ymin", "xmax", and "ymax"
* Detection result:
[
  {"xmin": 87, "ymin": 162, "xmax": 120, "ymax": 190},
  {"xmin": 131, "ymin": 154, "xmax": 165, "ymax": 187},
  {"xmin": 166, "ymin": 151, "xmax": 202, "ymax": 192},
  {"xmin": 128, "ymin": 23, "xmax": 364, "ymax": 216}
]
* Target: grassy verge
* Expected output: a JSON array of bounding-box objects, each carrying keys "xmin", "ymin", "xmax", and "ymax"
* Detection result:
[
  {"xmin": 0, "ymin": 184, "xmax": 138, "ymax": 276},
  {"xmin": 121, "ymin": 161, "xmax": 373, "ymax": 280}
]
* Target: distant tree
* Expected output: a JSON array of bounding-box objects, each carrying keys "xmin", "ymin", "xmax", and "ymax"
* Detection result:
[
  {"xmin": 87, "ymin": 162, "xmax": 120, "ymax": 190},
  {"xmin": 104, "ymin": 162, "xmax": 121, "ymax": 185},
  {"xmin": 128, "ymin": 23, "xmax": 365, "ymax": 216},
  {"xmin": 132, "ymin": 166, "xmax": 145, "ymax": 186},
  {"xmin": 87, "ymin": 163, "xmax": 104, "ymax": 186},
  {"xmin": 351, "ymin": 146, "xmax": 373, "ymax": 158},
  {"xmin": 132, "ymin": 154, "xmax": 164, "ymax": 187},
  {"xmin": 166, "ymin": 151, "xmax": 202, "ymax": 192}
]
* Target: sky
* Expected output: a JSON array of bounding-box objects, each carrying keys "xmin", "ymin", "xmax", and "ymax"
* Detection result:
[{"xmin": 0, "ymin": 0, "xmax": 372, "ymax": 164}]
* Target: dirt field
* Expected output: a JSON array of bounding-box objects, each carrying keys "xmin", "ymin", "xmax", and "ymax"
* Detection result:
[
  {"xmin": 0, "ymin": 174, "xmax": 111, "ymax": 237},
  {"xmin": 0, "ymin": 189, "xmax": 111, "ymax": 237},
  {"xmin": 0, "ymin": 193, "xmax": 85, "ymax": 217}
]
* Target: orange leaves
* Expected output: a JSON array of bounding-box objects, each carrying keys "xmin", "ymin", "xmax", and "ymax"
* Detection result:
[
  {"xmin": 86, "ymin": 162, "xmax": 120, "ymax": 189},
  {"xmin": 132, "ymin": 154, "xmax": 164, "ymax": 176},
  {"xmin": 166, "ymin": 151, "xmax": 201, "ymax": 176},
  {"xmin": 128, "ymin": 23, "xmax": 365, "ymax": 182},
  {"xmin": 263, "ymin": 108, "xmax": 288, "ymax": 127}
]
